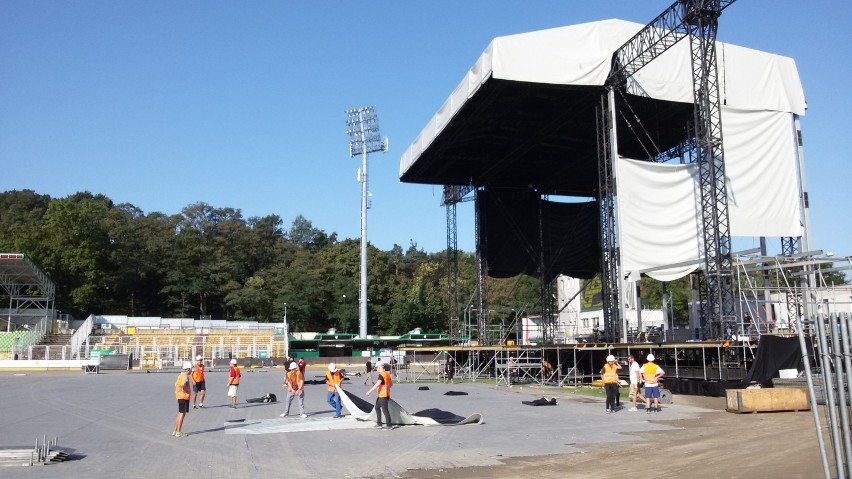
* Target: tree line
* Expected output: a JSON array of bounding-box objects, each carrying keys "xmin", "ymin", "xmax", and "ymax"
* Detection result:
[
  {"xmin": 0, "ymin": 189, "xmax": 542, "ymax": 335},
  {"xmin": 6, "ymin": 189, "xmax": 829, "ymax": 336}
]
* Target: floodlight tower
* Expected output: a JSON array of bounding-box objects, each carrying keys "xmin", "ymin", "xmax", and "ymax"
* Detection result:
[{"xmin": 345, "ymin": 106, "xmax": 388, "ymax": 339}]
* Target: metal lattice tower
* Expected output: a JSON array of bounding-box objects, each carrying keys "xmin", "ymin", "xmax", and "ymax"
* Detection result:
[
  {"xmin": 538, "ymin": 196, "xmax": 559, "ymax": 344},
  {"xmin": 596, "ymin": 91, "xmax": 623, "ymax": 342},
  {"xmin": 781, "ymin": 236, "xmax": 803, "ymax": 330},
  {"xmin": 685, "ymin": 1, "xmax": 737, "ymax": 340},
  {"xmin": 446, "ymin": 200, "xmax": 459, "ymax": 342},
  {"xmin": 442, "ymin": 185, "xmax": 474, "ymax": 344},
  {"xmin": 475, "ymin": 191, "xmax": 489, "ymax": 344},
  {"xmin": 600, "ymin": 0, "xmax": 738, "ymax": 340}
]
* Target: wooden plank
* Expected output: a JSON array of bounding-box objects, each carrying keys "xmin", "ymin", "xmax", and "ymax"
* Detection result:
[{"xmin": 725, "ymin": 388, "xmax": 810, "ymax": 413}]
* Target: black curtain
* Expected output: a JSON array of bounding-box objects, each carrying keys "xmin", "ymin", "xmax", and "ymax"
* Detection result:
[{"xmin": 479, "ymin": 189, "xmax": 600, "ymax": 281}]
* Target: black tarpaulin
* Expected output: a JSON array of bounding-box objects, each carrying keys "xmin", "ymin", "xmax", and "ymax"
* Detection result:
[
  {"xmin": 742, "ymin": 335, "xmax": 809, "ymax": 387},
  {"xmin": 338, "ymin": 389, "xmax": 483, "ymax": 426}
]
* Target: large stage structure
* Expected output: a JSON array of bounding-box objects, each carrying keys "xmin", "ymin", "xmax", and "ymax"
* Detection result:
[{"xmin": 401, "ymin": 7, "xmax": 810, "ymax": 344}]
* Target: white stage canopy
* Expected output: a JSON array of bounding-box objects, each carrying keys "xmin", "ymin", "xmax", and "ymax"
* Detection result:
[
  {"xmin": 400, "ymin": 18, "xmax": 807, "ymax": 282},
  {"xmin": 400, "ymin": 18, "xmax": 806, "ymax": 178}
]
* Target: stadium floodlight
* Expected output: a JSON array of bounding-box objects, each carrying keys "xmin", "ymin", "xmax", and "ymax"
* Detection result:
[{"xmin": 345, "ymin": 106, "xmax": 388, "ymax": 339}]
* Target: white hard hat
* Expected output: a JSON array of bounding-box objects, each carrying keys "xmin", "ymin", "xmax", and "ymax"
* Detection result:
[
  {"xmin": 182, "ymin": 361, "xmax": 192, "ymax": 370},
  {"xmin": 375, "ymin": 361, "xmax": 384, "ymax": 369},
  {"xmin": 230, "ymin": 358, "xmax": 238, "ymax": 365},
  {"xmin": 328, "ymin": 363, "xmax": 337, "ymax": 372},
  {"xmin": 195, "ymin": 355, "xmax": 203, "ymax": 361},
  {"xmin": 647, "ymin": 354, "xmax": 655, "ymax": 362},
  {"xmin": 289, "ymin": 362, "xmax": 298, "ymax": 370},
  {"xmin": 606, "ymin": 355, "xmax": 615, "ymax": 362}
]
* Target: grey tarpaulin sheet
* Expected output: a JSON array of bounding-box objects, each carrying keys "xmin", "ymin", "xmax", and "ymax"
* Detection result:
[{"xmin": 338, "ymin": 387, "xmax": 483, "ymax": 426}]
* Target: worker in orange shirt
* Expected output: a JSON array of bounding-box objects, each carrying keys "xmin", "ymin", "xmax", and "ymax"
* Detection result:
[
  {"xmin": 191, "ymin": 355, "xmax": 206, "ymax": 409},
  {"xmin": 326, "ymin": 363, "xmax": 343, "ymax": 418},
  {"xmin": 281, "ymin": 361, "xmax": 307, "ymax": 418},
  {"xmin": 600, "ymin": 354, "xmax": 622, "ymax": 414},
  {"xmin": 366, "ymin": 361, "xmax": 394, "ymax": 430},
  {"xmin": 227, "ymin": 358, "xmax": 241, "ymax": 409},
  {"xmin": 173, "ymin": 361, "xmax": 192, "ymax": 437}
]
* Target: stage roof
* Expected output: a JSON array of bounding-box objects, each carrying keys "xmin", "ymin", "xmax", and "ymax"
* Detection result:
[{"xmin": 399, "ymin": 19, "xmax": 806, "ymax": 194}]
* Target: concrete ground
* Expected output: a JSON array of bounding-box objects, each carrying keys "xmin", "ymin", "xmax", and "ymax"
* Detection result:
[{"xmin": 0, "ymin": 367, "xmax": 826, "ymax": 479}]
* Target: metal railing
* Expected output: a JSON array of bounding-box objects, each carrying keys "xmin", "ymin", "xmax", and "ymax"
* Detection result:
[{"xmin": 69, "ymin": 315, "xmax": 94, "ymax": 359}]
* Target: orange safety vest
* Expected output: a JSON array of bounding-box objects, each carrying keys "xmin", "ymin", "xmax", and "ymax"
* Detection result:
[
  {"xmin": 643, "ymin": 363, "xmax": 659, "ymax": 383},
  {"xmin": 378, "ymin": 371, "xmax": 392, "ymax": 398},
  {"xmin": 191, "ymin": 363, "xmax": 205, "ymax": 383},
  {"xmin": 287, "ymin": 370, "xmax": 303, "ymax": 390},
  {"xmin": 602, "ymin": 363, "xmax": 619, "ymax": 384},
  {"xmin": 229, "ymin": 366, "xmax": 241, "ymax": 385},
  {"xmin": 175, "ymin": 372, "xmax": 190, "ymax": 400},
  {"xmin": 326, "ymin": 370, "xmax": 342, "ymax": 392}
]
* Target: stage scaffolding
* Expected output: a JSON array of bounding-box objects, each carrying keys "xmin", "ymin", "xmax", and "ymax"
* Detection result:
[
  {"xmin": 398, "ymin": 340, "xmax": 753, "ymax": 387},
  {"xmin": 731, "ymin": 250, "xmax": 852, "ymax": 336}
]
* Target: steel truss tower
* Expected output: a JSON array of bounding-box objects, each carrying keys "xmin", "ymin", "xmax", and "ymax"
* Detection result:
[
  {"xmin": 442, "ymin": 184, "xmax": 473, "ymax": 344},
  {"xmin": 474, "ymin": 191, "xmax": 489, "ymax": 344},
  {"xmin": 597, "ymin": 90, "xmax": 623, "ymax": 342},
  {"xmin": 599, "ymin": 0, "xmax": 738, "ymax": 340}
]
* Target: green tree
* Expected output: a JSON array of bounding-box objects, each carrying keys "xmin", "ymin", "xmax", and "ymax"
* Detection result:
[
  {"xmin": 0, "ymin": 189, "xmax": 51, "ymax": 254},
  {"xmin": 288, "ymin": 214, "xmax": 337, "ymax": 253},
  {"xmin": 38, "ymin": 192, "xmax": 114, "ymax": 316},
  {"xmin": 640, "ymin": 276, "xmax": 691, "ymax": 324},
  {"xmin": 102, "ymin": 205, "xmax": 176, "ymax": 316}
]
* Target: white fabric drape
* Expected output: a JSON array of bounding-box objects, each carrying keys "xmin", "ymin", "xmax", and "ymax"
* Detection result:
[
  {"xmin": 618, "ymin": 108, "xmax": 803, "ymax": 281},
  {"xmin": 618, "ymin": 158, "xmax": 702, "ymax": 282},
  {"xmin": 723, "ymin": 109, "xmax": 803, "ymax": 237}
]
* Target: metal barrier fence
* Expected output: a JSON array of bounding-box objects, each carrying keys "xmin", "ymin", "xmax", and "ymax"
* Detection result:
[
  {"xmin": 7, "ymin": 340, "xmax": 286, "ymax": 366},
  {"xmin": 800, "ymin": 311, "xmax": 852, "ymax": 479}
]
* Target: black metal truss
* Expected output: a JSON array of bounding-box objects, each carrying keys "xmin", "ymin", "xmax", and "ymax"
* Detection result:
[
  {"xmin": 599, "ymin": 0, "xmax": 738, "ymax": 340},
  {"xmin": 654, "ymin": 136, "xmax": 697, "ymax": 164},
  {"xmin": 685, "ymin": 3, "xmax": 737, "ymax": 340},
  {"xmin": 475, "ymin": 192, "xmax": 489, "ymax": 344},
  {"xmin": 609, "ymin": 0, "xmax": 737, "ymax": 86},
  {"xmin": 441, "ymin": 185, "xmax": 475, "ymax": 207},
  {"xmin": 538, "ymin": 195, "xmax": 557, "ymax": 344},
  {"xmin": 596, "ymin": 92, "xmax": 622, "ymax": 342},
  {"xmin": 446, "ymin": 200, "xmax": 460, "ymax": 344},
  {"xmin": 443, "ymin": 184, "xmax": 475, "ymax": 344},
  {"xmin": 781, "ymin": 236, "xmax": 803, "ymax": 331}
]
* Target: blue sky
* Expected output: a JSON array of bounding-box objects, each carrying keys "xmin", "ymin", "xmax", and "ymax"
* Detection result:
[{"xmin": 1, "ymin": 1, "xmax": 849, "ymax": 259}]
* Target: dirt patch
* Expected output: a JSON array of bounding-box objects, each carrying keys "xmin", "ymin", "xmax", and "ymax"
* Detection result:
[{"xmin": 403, "ymin": 394, "xmax": 829, "ymax": 479}]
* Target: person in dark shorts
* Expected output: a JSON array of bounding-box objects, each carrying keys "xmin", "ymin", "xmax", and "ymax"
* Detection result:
[
  {"xmin": 444, "ymin": 356, "xmax": 455, "ymax": 384},
  {"xmin": 642, "ymin": 353, "xmax": 666, "ymax": 413},
  {"xmin": 173, "ymin": 361, "xmax": 192, "ymax": 437},
  {"xmin": 191, "ymin": 355, "xmax": 206, "ymax": 408}
]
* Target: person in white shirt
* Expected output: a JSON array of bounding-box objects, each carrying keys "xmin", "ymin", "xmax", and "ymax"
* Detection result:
[{"xmin": 627, "ymin": 354, "xmax": 646, "ymax": 412}]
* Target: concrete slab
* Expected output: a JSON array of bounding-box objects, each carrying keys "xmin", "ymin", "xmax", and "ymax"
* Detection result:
[{"xmin": 0, "ymin": 369, "xmax": 713, "ymax": 478}]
